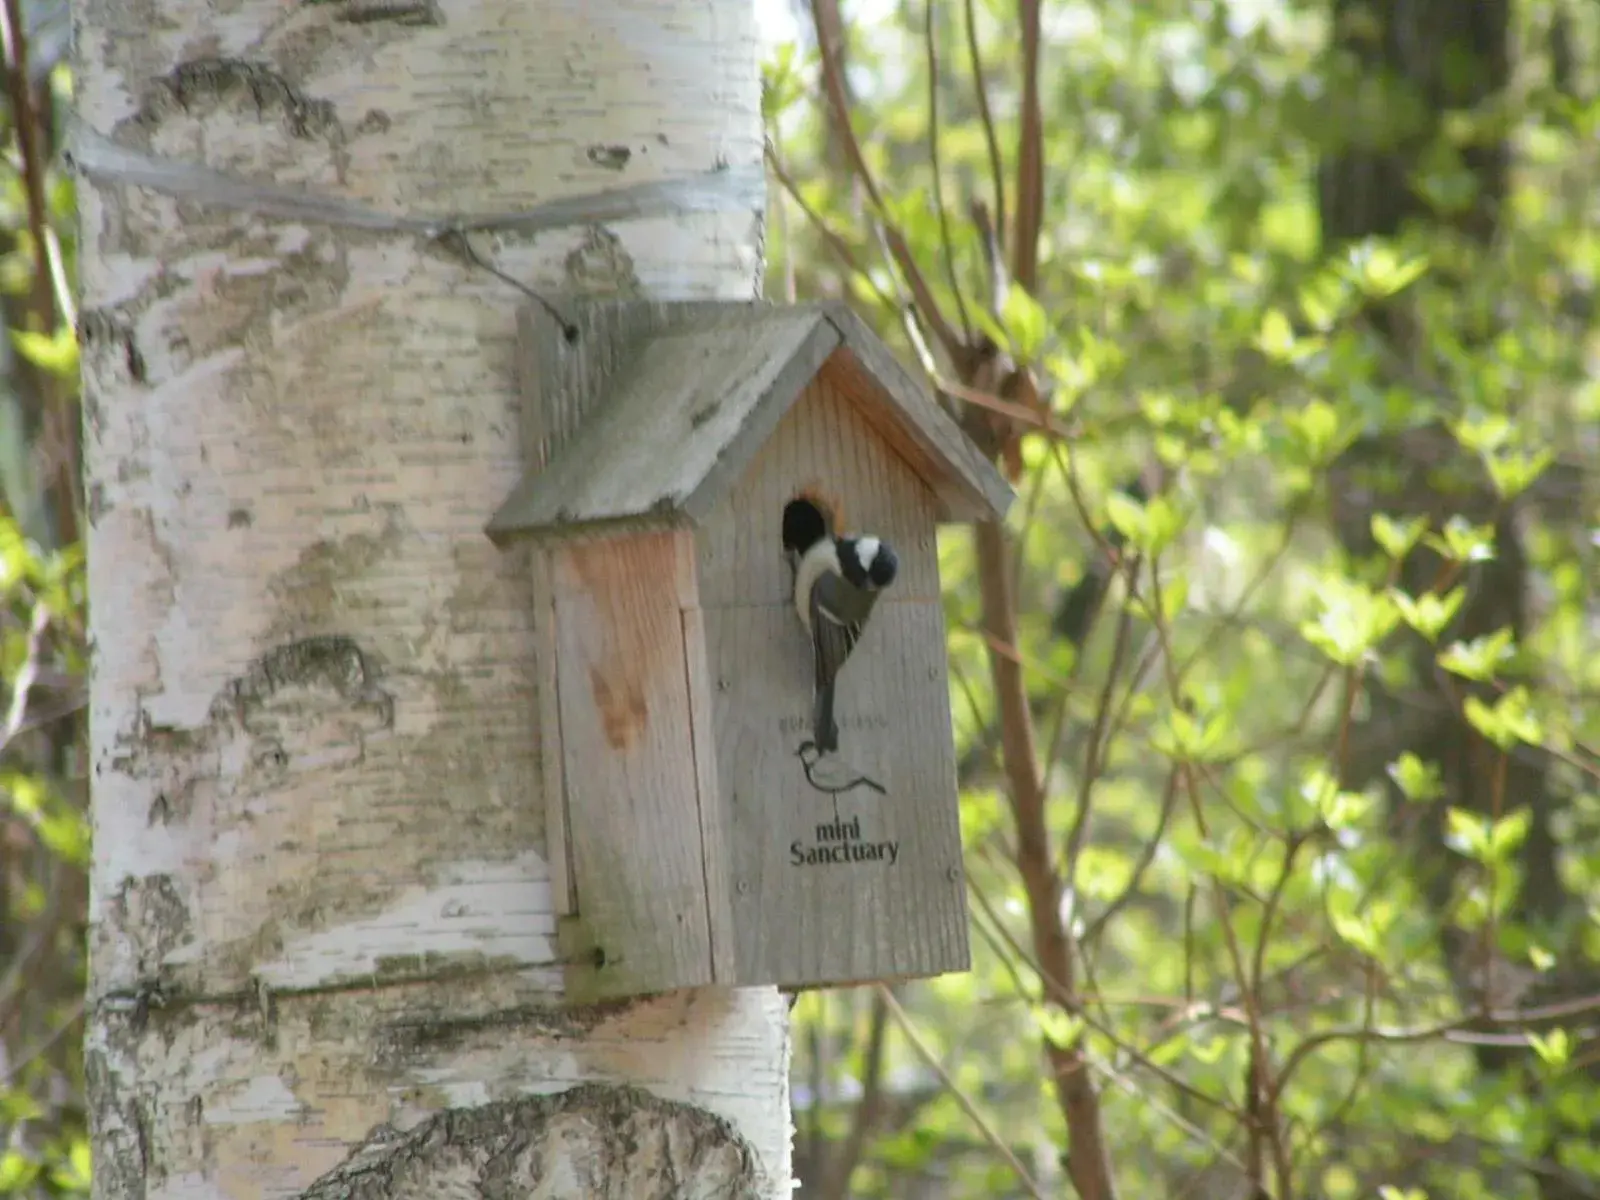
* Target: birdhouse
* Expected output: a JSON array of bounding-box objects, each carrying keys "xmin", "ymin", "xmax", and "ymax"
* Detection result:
[{"xmin": 487, "ymin": 299, "xmax": 1013, "ymax": 1001}]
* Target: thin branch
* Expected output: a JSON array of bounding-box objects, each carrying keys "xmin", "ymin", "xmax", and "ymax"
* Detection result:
[
  {"xmin": 973, "ymin": 518, "xmax": 1120, "ymax": 1200},
  {"xmin": 764, "ymin": 138, "xmax": 895, "ymax": 311},
  {"xmin": 968, "ymin": 865, "xmax": 1244, "ymax": 1121},
  {"xmin": 1082, "ymin": 767, "xmax": 1181, "ymax": 945},
  {"xmin": 936, "ymin": 375, "xmax": 1072, "ymax": 438},
  {"xmin": 971, "ymin": 198, "xmax": 1009, "ymax": 317},
  {"xmin": 924, "ymin": 0, "xmax": 971, "ymax": 339},
  {"xmin": 0, "ymin": 0, "xmax": 77, "ymax": 546},
  {"xmin": 808, "ymin": 0, "xmax": 965, "ymax": 361},
  {"xmin": 1060, "ymin": 573, "xmax": 1140, "ymax": 893},
  {"xmin": 877, "ymin": 985, "xmax": 1049, "ymax": 1199},
  {"xmin": 820, "ymin": 989, "xmax": 890, "ymax": 1199},
  {"xmin": 1011, "ymin": 0, "xmax": 1045, "ymax": 290},
  {"xmin": 963, "ymin": 0, "xmax": 1006, "ymax": 253}
]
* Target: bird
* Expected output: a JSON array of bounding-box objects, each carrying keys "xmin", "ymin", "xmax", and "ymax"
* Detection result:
[{"xmin": 787, "ymin": 517, "xmax": 898, "ymax": 754}]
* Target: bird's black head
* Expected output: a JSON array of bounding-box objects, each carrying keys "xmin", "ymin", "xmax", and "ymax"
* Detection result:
[{"xmin": 839, "ymin": 536, "xmax": 898, "ymax": 590}]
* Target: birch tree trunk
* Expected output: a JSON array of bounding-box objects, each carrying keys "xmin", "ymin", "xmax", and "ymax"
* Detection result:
[{"xmin": 76, "ymin": 3, "xmax": 788, "ymax": 1196}]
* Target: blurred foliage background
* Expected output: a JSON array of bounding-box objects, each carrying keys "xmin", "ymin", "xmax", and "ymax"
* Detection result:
[
  {"xmin": 2, "ymin": 0, "xmax": 1599, "ymax": 1196},
  {"xmin": 768, "ymin": 0, "xmax": 1600, "ymax": 1197},
  {"xmin": 0, "ymin": 0, "xmax": 89, "ymax": 1195}
]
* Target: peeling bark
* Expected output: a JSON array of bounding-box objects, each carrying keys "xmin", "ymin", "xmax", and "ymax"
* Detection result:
[{"xmin": 78, "ymin": 1, "xmax": 788, "ymax": 1196}]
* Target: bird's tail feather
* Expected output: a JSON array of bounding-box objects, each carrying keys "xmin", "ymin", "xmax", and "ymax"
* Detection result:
[{"xmin": 813, "ymin": 682, "xmax": 839, "ymax": 753}]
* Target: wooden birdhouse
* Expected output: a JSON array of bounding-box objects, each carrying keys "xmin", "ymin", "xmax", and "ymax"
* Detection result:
[{"xmin": 487, "ymin": 299, "xmax": 1013, "ymax": 1001}]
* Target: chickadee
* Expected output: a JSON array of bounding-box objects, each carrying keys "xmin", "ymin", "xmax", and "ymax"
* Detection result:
[{"xmin": 790, "ymin": 530, "xmax": 898, "ymax": 753}]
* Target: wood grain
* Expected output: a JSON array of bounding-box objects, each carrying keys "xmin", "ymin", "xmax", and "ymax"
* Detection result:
[
  {"xmin": 819, "ymin": 303, "xmax": 1016, "ymax": 522},
  {"xmin": 682, "ymin": 599, "xmax": 737, "ymax": 983},
  {"xmin": 704, "ymin": 600, "xmax": 970, "ymax": 987},
  {"xmin": 490, "ymin": 306, "xmax": 841, "ymax": 541},
  {"xmin": 549, "ymin": 530, "xmax": 717, "ymax": 997},
  {"xmin": 529, "ymin": 547, "xmax": 575, "ymax": 916},
  {"xmin": 488, "ymin": 298, "xmax": 1013, "ymax": 547},
  {"xmin": 695, "ymin": 377, "xmax": 942, "ymax": 609}
]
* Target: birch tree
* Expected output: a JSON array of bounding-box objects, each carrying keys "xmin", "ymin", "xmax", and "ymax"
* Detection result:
[{"xmin": 75, "ymin": 2, "xmax": 789, "ymax": 1196}]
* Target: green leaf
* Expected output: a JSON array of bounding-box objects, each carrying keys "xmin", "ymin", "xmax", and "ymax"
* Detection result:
[
  {"xmin": 1527, "ymin": 1028, "xmax": 1571, "ymax": 1068},
  {"xmin": 1389, "ymin": 585, "xmax": 1465, "ymax": 641},
  {"xmin": 1452, "ymin": 412, "xmax": 1514, "ymax": 455},
  {"xmin": 48, "ymin": 1135, "xmax": 90, "ymax": 1192},
  {"xmin": 1152, "ymin": 705, "xmax": 1236, "ymax": 763},
  {"xmin": 1423, "ymin": 516, "xmax": 1495, "ymax": 564},
  {"xmin": 1104, "ymin": 492, "xmax": 1148, "ymax": 548},
  {"xmin": 1387, "ymin": 752, "xmax": 1445, "ymax": 802},
  {"xmin": 1484, "ymin": 448, "xmax": 1554, "ymax": 500},
  {"xmin": 11, "ymin": 325, "xmax": 78, "ymax": 376},
  {"xmin": 1445, "ymin": 807, "xmax": 1490, "ymax": 859},
  {"xmin": 1141, "ymin": 495, "xmax": 1188, "ymax": 556},
  {"xmin": 0, "ymin": 1150, "xmax": 40, "ymax": 1191},
  {"xmin": 1345, "ymin": 241, "xmax": 1429, "ymax": 297},
  {"xmin": 1000, "ymin": 285, "xmax": 1050, "ymax": 360},
  {"xmin": 1462, "ymin": 686, "xmax": 1543, "ymax": 751},
  {"xmin": 1487, "ymin": 807, "xmax": 1532, "ymax": 859},
  {"xmin": 1330, "ymin": 908, "xmax": 1379, "ymax": 955},
  {"xmin": 1031, "ymin": 1003, "xmax": 1084, "ymax": 1048},
  {"xmin": 1299, "ymin": 578, "xmax": 1400, "ymax": 665},
  {"xmin": 1256, "ymin": 308, "xmax": 1297, "ymax": 360},
  {"xmin": 1437, "ymin": 628, "xmax": 1516, "ymax": 682},
  {"xmin": 1371, "ymin": 513, "xmax": 1428, "ymax": 559},
  {"xmin": 1286, "ymin": 399, "xmax": 1349, "ymax": 464}
]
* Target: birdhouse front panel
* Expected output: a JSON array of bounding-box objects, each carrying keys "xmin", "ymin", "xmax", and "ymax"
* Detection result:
[
  {"xmin": 694, "ymin": 371, "xmax": 970, "ymax": 987},
  {"xmin": 543, "ymin": 528, "xmax": 724, "ymax": 996},
  {"xmin": 694, "ymin": 373, "xmax": 942, "ymax": 608}
]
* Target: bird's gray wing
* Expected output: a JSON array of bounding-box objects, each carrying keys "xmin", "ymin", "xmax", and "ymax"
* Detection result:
[{"xmin": 809, "ymin": 579, "xmax": 864, "ymax": 690}]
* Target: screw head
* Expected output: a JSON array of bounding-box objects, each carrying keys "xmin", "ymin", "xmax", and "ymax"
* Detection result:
[
  {"xmin": 736, "ymin": 879, "xmax": 752, "ymax": 895},
  {"xmin": 946, "ymin": 865, "xmax": 962, "ymax": 883}
]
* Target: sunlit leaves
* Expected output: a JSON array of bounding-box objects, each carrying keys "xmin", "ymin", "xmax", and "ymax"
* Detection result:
[
  {"xmin": 1256, "ymin": 308, "xmax": 1298, "ymax": 360},
  {"xmin": 1453, "ymin": 411, "xmax": 1555, "ymax": 499},
  {"xmin": 1462, "ymin": 686, "xmax": 1543, "ymax": 752},
  {"xmin": 1387, "ymin": 752, "xmax": 1445, "ymax": 803},
  {"xmin": 0, "ymin": 1150, "xmax": 41, "ymax": 1192},
  {"xmin": 1437, "ymin": 628, "xmax": 1516, "ymax": 682},
  {"xmin": 1422, "ymin": 516, "xmax": 1495, "ymax": 565},
  {"xmin": 1151, "ymin": 703, "xmax": 1236, "ymax": 764},
  {"xmin": 1526, "ymin": 1028, "xmax": 1571, "ymax": 1069},
  {"xmin": 1342, "ymin": 241, "xmax": 1429, "ymax": 298},
  {"xmin": 1370, "ymin": 513, "xmax": 1428, "ymax": 559},
  {"xmin": 1284, "ymin": 399, "xmax": 1357, "ymax": 466},
  {"xmin": 1445, "ymin": 806, "xmax": 1531, "ymax": 863},
  {"xmin": 763, "ymin": 0, "xmax": 1600, "ymax": 1191},
  {"xmin": 10, "ymin": 325, "xmax": 77, "ymax": 376},
  {"xmin": 1390, "ymin": 585, "xmax": 1465, "ymax": 642},
  {"xmin": 48, "ymin": 1137, "xmax": 91, "ymax": 1194},
  {"xmin": 1104, "ymin": 490, "xmax": 1187, "ymax": 555},
  {"xmin": 1030, "ymin": 1003, "xmax": 1084, "ymax": 1049},
  {"xmin": 1000, "ymin": 285, "xmax": 1051, "ymax": 360},
  {"xmin": 1300, "ymin": 577, "xmax": 1399, "ymax": 665}
]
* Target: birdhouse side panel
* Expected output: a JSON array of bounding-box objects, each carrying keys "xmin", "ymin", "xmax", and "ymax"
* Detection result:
[
  {"xmin": 704, "ymin": 598, "xmax": 969, "ymax": 988},
  {"xmin": 546, "ymin": 529, "xmax": 718, "ymax": 996},
  {"xmin": 695, "ymin": 377, "xmax": 942, "ymax": 610}
]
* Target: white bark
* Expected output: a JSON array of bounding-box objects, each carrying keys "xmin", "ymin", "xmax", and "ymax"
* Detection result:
[{"xmin": 77, "ymin": 2, "xmax": 789, "ymax": 1196}]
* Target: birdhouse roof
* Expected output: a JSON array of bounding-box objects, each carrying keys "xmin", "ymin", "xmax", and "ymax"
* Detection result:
[{"xmin": 486, "ymin": 301, "xmax": 1014, "ymax": 544}]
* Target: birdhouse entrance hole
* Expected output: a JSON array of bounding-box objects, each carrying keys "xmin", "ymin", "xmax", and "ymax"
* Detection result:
[{"xmin": 782, "ymin": 496, "xmax": 833, "ymax": 557}]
